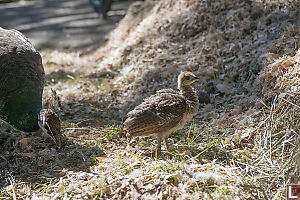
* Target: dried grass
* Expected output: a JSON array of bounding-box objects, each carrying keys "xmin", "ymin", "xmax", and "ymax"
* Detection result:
[{"xmin": 1, "ymin": 0, "xmax": 299, "ymax": 199}]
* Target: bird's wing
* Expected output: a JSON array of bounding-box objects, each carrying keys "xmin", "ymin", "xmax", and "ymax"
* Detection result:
[
  {"xmin": 125, "ymin": 92, "xmax": 188, "ymax": 137},
  {"xmin": 43, "ymin": 109, "xmax": 61, "ymax": 135},
  {"xmin": 156, "ymin": 88, "xmax": 179, "ymax": 95}
]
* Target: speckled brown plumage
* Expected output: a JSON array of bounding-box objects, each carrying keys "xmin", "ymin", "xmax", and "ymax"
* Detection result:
[
  {"xmin": 38, "ymin": 88, "xmax": 62, "ymax": 147},
  {"xmin": 38, "ymin": 108, "xmax": 62, "ymax": 147},
  {"xmin": 43, "ymin": 88, "xmax": 63, "ymax": 113},
  {"xmin": 124, "ymin": 71, "xmax": 199, "ymax": 154}
]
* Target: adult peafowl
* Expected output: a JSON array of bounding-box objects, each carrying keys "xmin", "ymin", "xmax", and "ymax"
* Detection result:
[{"xmin": 0, "ymin": 27, "xmax": 45, "ymax": 132}]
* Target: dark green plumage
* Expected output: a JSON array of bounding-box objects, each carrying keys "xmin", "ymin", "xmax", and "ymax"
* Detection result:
[{"xmin": 0, "ymin": 27, "xmax": 45, "ymax": 132}]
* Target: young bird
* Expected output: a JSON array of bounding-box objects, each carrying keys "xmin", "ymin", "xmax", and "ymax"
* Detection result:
[
  {"xmin": 38, "ymin": 88, "xmax": 62, "ymax": 147},
  {"xmin": 38, "ymin": 109, "xmax": 62, "ymax": 147},
  {"xmin": 124, "ymin": 71, "xmax": 199, "ymax": 154}
]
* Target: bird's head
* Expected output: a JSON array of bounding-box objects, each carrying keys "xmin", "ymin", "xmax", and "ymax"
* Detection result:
[{"xmin": 178, "ymin": 71, "xmax": 199, "ymax": 86}]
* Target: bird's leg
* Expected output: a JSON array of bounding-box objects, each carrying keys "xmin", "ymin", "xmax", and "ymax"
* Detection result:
[
  {"xmin": 157, "ymin": 137, "xmax": 162, "ymax": 156},
  {"xmin": 164, "ymin": 137, "xmax": 169, "ymax": 151}
]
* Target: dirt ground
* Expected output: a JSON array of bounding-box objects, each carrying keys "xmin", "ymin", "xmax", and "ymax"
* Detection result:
[{"xmin": 0, "ymin": 0, "xmax": 133, "ymax": 52}]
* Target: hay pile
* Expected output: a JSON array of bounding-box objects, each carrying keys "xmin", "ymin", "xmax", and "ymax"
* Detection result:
[
  {"xmin": 93, "ymin": 0, "xmax": 300, "ymax": 197},
  {"xmin": 1, "ymin": 0, "xmax": 299, "ymax": 199},
  {"xmin": 94, "ymin": 0, "xmax": 299, "ymax": 117}
]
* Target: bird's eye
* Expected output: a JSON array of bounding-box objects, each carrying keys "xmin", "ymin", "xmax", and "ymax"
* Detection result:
[{"xmin": 185, "ymin": 76, "xmax": 190, "ymax": 80}]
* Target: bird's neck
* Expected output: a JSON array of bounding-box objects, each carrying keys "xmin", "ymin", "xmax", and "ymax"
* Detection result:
[{"xmin": 178, "ymin": 84, "xmax": 199, "ymax": 112}]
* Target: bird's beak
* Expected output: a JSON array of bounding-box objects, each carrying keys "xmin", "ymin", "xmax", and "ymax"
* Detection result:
[{"xmin": 194, "ymin": 76, "xmax": 200, "ymax": 80}]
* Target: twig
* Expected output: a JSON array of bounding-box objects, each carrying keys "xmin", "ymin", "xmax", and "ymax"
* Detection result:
[
  {"xmin": 8, "ymin": 177, "xmax": 16, "ymax": 200},
  {"xmin": 281, "ymin": 98, "xmax": 300, "ymax": 109}
]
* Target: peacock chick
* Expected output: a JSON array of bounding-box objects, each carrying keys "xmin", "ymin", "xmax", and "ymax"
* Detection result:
[
  {"xmin": 38, "ymin": 88, "xmax": 62, "ymax": 147},
  {"xmin": 38, "ymin": 108, "xmax": 62, "ymax": 147},
  {"xmin": 124, "ymin": 71, "xmax": 199, "ymax": 154}
]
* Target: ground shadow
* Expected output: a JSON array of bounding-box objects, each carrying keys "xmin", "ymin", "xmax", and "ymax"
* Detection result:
[
  {"xmin": 0, "ymin": 124, "xmax": 106, "ymax": 188},
  {"xmin": 0, "ymin": 0, "xmax": 133, "ymax": 51}
]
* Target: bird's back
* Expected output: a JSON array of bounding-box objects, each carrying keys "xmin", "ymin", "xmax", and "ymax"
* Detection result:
[{"xmin": 0, "ymin": 28, "xmax": 45, "ymax": 132}]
